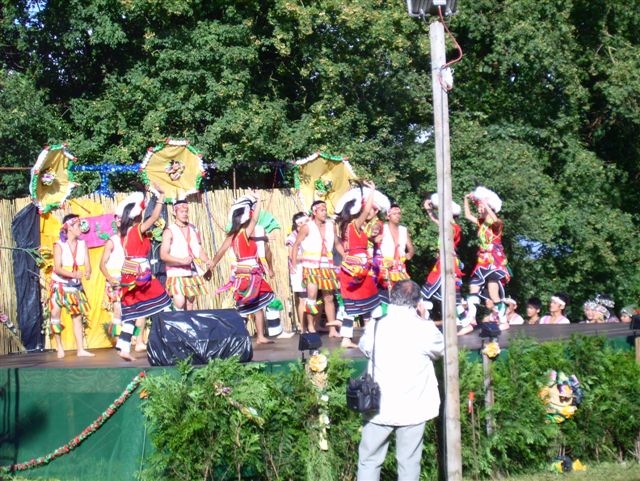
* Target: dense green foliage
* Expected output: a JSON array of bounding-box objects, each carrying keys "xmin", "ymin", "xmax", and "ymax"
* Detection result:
[
  {"xmin": 140, "ymin": 337, "xmax": 640, "ymax": 480},
  {"xmin": 0, "ymin": 0, "xmax": 639, "ymax": 314}
]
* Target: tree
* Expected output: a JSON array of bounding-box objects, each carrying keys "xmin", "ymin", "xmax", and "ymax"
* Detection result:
[{"xmin": 0, "ymin": 0, "xmax": 638, "ymax": 315}]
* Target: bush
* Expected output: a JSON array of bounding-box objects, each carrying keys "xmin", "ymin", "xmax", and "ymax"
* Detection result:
[
  {"xmin": 140, "ymin": 335, "xmax": 640, "ymax": 480},
  {"xmin": 459, "ymin": 335, "xmax": 640, "ymax": 478}
]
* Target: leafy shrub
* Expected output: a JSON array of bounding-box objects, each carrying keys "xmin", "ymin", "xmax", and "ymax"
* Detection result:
[
  {"xmin": 140, "ymin": 335, "xmax": 640, "ymax": 480},
  {"xmin": 459, "ymin": 335, "xmax": 640, "ymax": 478},
  {"xmin": 140, "ymin": 351, "xmax": 362, "ymax": 481}
]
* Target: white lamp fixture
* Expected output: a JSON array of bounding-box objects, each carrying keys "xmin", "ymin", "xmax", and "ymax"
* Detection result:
[{"xmin": 406, "ymin": 0, "xmax": 457, "ymax": 17}]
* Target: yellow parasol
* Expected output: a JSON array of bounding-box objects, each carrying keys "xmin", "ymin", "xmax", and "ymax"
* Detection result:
[
  {"xmin": 29, "ymin": 144, "xmax": 78, "ymax": 214},
  {"xmin": 294, "ymin": 152, "xmax": 357, "ymax": 215},
  {"xmin": 140, "ymin": 138, "xmax": 205, "ymax": 203}
]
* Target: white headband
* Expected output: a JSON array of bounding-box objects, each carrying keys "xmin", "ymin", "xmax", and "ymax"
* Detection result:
[
  {"xmin": 295, "ymin": 215, "xmax": 309, "ymax": 226},
  {"xmin": 551, "ymin": 296, "xmax": 566, "ymax": 309}
]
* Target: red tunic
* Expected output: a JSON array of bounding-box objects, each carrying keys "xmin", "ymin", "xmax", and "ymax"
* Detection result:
[
  {"xmin": 425, "ymin": 222, "xmax": 464, "ymax": 284},
  {"xmin": 231, "ymin": 229, "xmax": 273, "ymax": 303},
  {"xmin": 120, "ymin": 224, "xmax": 171, "ymax": 321},
  {"xmin": 338, "ymin": 222, "xmax": 379, "ymax": 314}
]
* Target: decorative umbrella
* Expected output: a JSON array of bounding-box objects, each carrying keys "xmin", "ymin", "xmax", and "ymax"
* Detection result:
[
  {"xmin": 140, "ymin": 138, "xmax": 205, "ymax": 203},
  {"xmin": 294, "ymin": 152, "xmax": 357, "ymax": 215},
  {"xmin": 29, "ymin": 144, "xmax": 78, "ymax": 214}
]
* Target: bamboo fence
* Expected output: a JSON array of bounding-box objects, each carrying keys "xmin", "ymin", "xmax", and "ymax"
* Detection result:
[{"xmin": 0, "ymin": 188, "xmax": 308, "ymax": 355}]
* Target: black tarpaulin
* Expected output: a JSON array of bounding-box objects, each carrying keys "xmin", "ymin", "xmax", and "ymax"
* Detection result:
[
  {"xmin": 11, "ymin": 203, "xmax": 44, "ymax": 350},
  {"xmin": 147, "ymin": 309, "xmax": 253, "ymax": 366}
]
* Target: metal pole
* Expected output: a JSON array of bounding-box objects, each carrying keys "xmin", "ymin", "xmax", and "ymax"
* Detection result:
[{"xmin": 430, "ymin": 19, "xmax": 462, "ymax": 481}]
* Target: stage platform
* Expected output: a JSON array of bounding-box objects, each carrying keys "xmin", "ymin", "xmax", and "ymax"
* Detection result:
[
  {"xmin": 0, "ymin": 322, "xmax": 634, "ymax": 481},
  {"xmin": 1, "ymin": 322, "xmax": 634, "ymax": 370}
]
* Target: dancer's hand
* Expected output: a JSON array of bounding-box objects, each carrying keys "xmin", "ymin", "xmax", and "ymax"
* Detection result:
[{"xmin": 152, "ymin": 182, "xmax": 165, "ymax": 196}]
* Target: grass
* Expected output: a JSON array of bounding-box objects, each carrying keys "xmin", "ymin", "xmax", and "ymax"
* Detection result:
[
  {"xmin": 463, "ymin": 462, "xmax": 640, "ymax": 481},
  {"xmin": 6, "ymin": 462, "xmax": 640, "ymax": 481}
]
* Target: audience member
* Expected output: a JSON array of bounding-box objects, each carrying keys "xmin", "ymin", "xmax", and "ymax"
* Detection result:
[
  {"xmin": 357, "ymin": 280, "xmax": 444, "ymax": 481},
  {"xmin": 539, "ymin": 293, "xmax": 571, "ymax": 324},
  {"xmin": 505, "ymin": 297, "xmax": 524, "ymax": 325},
  {"xmin": 620, "ymin": 305, "xmax": 635, "ymax": 324},
  {"xmin": 526, "ymin": 297, "xmax": 542, "ymax": 325}
]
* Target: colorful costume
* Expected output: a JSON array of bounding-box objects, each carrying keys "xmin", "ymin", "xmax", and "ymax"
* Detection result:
[
  {"xmin": 338, "ymin": 221, "xmax": 380, "ymax": 316},
  {"xmin": 49, "ymin": 240, "xmax": 90, "ymax": 332},
  {"xmin": 376, "ymin": 223, "xmax": 411, "ymax": 293},
  {"xmin": 165, "ymin": 223, "xmax": 208, "ymax": 298},
  {"xmin": 229, "ymin": 228, "xmax": 274, "ymax": 316},
  {"xmin": 285, "ymin": 231, "xmax": 306, "ymax": 294},
  {"xmin": 300, "ymin": 220, "xmax": 339, "ymax": 291},
  {"xmin": 104, "ymin": 234, "xmax": 125, "ymax": 305},
  {"xmin": 469, "ymin": 218, "xmax": 510, "ymax": 300},
  {"xmin": 421, "ymin": 222, "xmax": 464, "ymax": 302},
  {"xmin": 117, "ymin": 224, "xmax": 171, "ymax": 353}
]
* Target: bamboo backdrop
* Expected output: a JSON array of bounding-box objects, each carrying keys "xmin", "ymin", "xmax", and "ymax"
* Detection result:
[{"xmin": 0, "ymin": 188, "xmax": 308, "ymax": 355}]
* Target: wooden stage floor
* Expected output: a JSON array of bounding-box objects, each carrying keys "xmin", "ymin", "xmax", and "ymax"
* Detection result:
[
  {"xmin": 0, "ymin": 329, "xmax": 367, "ymax": 369},
  {"xmin": 0, "ymin": 322, "xmax": 634, "ymax": 370}
]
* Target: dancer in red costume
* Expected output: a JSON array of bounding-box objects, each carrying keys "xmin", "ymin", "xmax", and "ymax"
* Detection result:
[
  {"xmin": 116, "ymin": 186, "xmax": 172, "ymax": 360},
  {"xmin": 420, "ymin": 194, "xmax": 464, "ymax": 322},
  {"xmin": 210, "ymin": 191, "xmax": 275, "ymax": 344},
  {"xmin": 335, "ymin": 181, "xmax": 388, "ymax": 347},
  {"xmin": 460, "ymin": 186, "xmax": 510, "ymax": 332}
]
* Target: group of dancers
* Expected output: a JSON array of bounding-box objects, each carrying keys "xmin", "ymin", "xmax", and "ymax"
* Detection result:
[
  {"xmin": 286, "ymin": 182, "xmax": 512, "ymax": 346},
  {"xmin": 50, "ymin": 184, "xmax": 209, "ymax": 359},
  {"xmin": 47, "ymin": 181, "xmax": 512, "ymax": 359}
]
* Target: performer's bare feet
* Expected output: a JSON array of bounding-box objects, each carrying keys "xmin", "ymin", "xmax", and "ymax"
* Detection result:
[
  {"xmin": 118, "ymin": 351, "xmax": 137, "ymax": 361},
  {"xmin": 256, "ymin": 337, "xmax": 274, "ymax": 344},
  {"xmin": 277, "ymin": 331, "xmax": 295, "ymax": 339},
  {"xmin": 56, "ymin": 348, "xmax": 65, "ymax": 359},
  {"xmin": 341, "ymin": 338, "xmax": 358, "ymax": 349},
  {"xmin": 77, "ymin": 350, "xmax": 95, "ymax": 357},
  {"xmin": 457, "ymin": 325, "xmax": 474, "ymax": 336},
  {"xmin": 328, "ymin": 328, "xmax": 341, "ymax": 338},
  {"xmin": 134, "ymin": 342, "xmax": 148, "ymax": 352}
]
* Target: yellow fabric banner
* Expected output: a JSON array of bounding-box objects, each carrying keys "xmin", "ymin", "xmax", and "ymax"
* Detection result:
[{"xmin": 41, "ymin": 200, "xmax": 114, "ymax": 351}]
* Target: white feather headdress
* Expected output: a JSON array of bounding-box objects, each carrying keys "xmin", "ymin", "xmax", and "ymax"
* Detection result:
[
  {"xmin": 471, "ymin": 186, "xmax": 502, "ymax": 213},
  {"xmin": 116, "ymin": 192, "xmax": 145, "ymax": 218},
  {"xmin": 335, "ymin": 187, "xmax": 390, "ymax": 216},
  {"xmin": 229, "ymin": 194, "xmax": 257, "ymax": 225},
  {"xmin": 429, "ymin": 193, "xmax": 462, "ymax": 216}
]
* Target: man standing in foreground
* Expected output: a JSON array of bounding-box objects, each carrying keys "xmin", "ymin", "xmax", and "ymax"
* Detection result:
[{"xmin": 357, "ymin": 280, "xmax": 444, "ymax": 481}]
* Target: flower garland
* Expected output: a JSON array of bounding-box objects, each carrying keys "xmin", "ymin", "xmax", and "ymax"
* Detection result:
[
  {"xmin": 0, "ymin": 372, "xmax": 146, "ymax": 475},
  {"xmin": 307, "ymin": 352, "xmax": 330, "ymax": 451},
  {"xmin": 0, "ymin": 312, "xmax": 17, "ymax": 335},
  {"xmin": 482, "ymin": 340, "xmax": 501, "ymax": 359}
]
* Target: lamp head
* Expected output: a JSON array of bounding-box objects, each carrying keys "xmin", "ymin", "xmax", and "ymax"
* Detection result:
[{"xmin": 406, "ymin": 0, "xmax": 457, "ymax": 17}]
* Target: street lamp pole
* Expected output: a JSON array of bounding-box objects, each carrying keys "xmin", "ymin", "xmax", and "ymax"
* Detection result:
[
  {"xmin": 430, "ymin": 19, "xmax": 462, "ymax": 481},
  {"xmin": 407, "ymin": 2, "xmax": 462, "ymax": 479}
]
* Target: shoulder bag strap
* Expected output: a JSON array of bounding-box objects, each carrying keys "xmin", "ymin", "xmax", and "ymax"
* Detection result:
[{"xmin": 371, "ymin": 319, "xmax": 378, "ymax": 381}]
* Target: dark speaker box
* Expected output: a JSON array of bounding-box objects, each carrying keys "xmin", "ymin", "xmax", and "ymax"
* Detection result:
[{"xmin": 147, "ymin": 309, "xmax": 253, "ymax": 366}]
